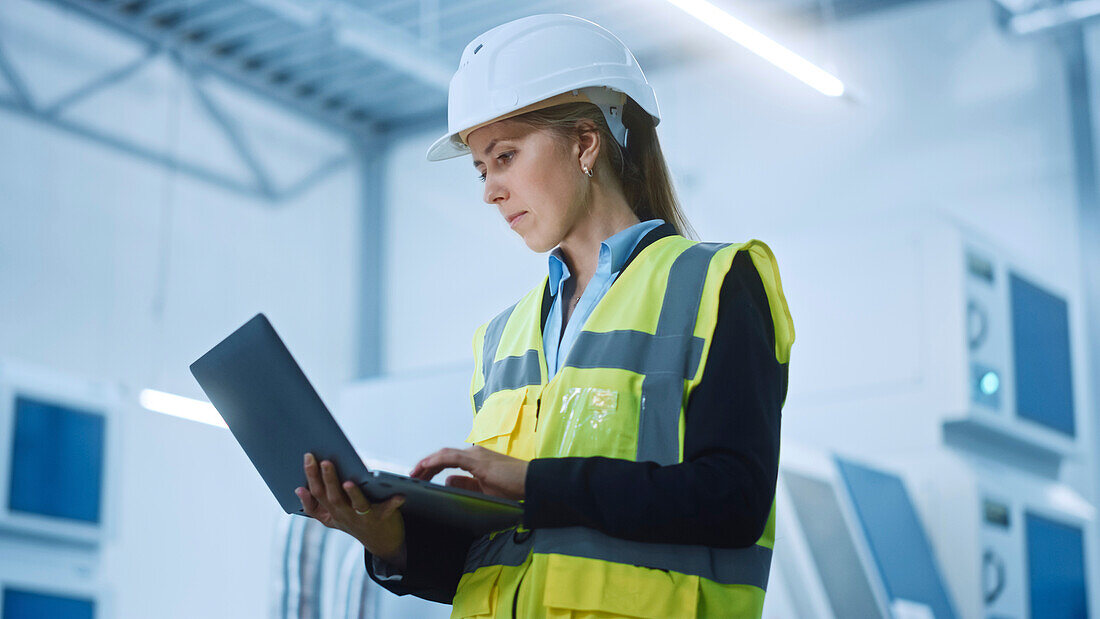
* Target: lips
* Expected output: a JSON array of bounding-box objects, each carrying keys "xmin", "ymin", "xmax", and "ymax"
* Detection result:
[{"xmin": 507, "ymin": 211, "xmax": 527, "ymax": 226}]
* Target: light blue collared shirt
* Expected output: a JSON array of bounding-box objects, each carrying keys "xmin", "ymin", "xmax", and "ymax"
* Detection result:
[{"xmin": 544, "ymin": 219, "xmax": 665, "ymax": 377}]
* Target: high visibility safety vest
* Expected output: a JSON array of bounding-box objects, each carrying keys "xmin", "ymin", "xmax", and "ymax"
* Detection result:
[{"xmin": 453, "ymin": 234, "xmax": 795, "ymax": 619}]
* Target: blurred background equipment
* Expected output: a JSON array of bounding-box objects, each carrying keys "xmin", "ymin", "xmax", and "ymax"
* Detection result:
[
  {"xmin": 774, "ymin": 444, "xmax": 959, "ymax": 619},
  {"xmin": 0, "ymin": 360, "xmax": 118, "ymax": 548}
]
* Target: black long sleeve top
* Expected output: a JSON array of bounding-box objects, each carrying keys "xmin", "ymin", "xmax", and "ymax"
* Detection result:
[{"xmin": 364, "ymin": 223, "xmax": 786, "ymax": 604}]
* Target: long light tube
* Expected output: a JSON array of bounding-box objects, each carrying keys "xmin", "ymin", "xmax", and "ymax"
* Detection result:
[
  {"xmin": 665, "ymin": 0, "xmax": 846, "ymax": 97},
  {"xmin": 139, "ymin": 388, "xmax": 227, "ymax": 428}
]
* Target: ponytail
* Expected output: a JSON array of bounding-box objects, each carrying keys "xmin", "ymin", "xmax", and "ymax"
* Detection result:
[{"xmin": 509, "ymin": 100, "xmax": 697, "ymax": 239}]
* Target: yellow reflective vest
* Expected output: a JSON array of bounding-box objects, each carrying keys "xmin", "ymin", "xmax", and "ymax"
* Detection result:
[{"xmin": 453, "ymin": 234, "xmax": 795, "ymax": 619}]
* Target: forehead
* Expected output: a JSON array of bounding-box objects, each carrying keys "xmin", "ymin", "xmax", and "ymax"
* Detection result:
[{"xmin": 468, "ymin": 121, "xmax": 537, "ymax": 164}]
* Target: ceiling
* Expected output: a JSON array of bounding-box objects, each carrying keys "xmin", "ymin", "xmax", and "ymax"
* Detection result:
[{"xmin": 45, "ymin": 0, "xmax": 932, "ymax": 140}]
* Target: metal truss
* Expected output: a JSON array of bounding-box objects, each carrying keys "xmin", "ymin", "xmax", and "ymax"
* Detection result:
[
  {"xmin": 993, "ymin": 0, "xmax": 1100, "ymax": 36},
  {"xmin": 43, "ymin": 0, "xmax": 453, "ymax": 139},
  {"xmin": 0, "ymin": 40, "xmax": 351, "ymax": 203}
]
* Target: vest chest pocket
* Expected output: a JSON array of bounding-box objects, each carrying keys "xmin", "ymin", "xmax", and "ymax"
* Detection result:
[
  {"xmin": 543, "ymin": 387, "xmax": 635, "ymax": 460},
  {"xmin": 466, "ymin": 390, "xmax": 525, "ymax": 456},
  {"xmin": 451, "ymin": 564, "xmax": 504, "ymax": 619}
]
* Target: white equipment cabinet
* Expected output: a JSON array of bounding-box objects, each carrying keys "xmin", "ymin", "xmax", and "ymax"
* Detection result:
[
  {"xmin": 777, "ymin": 211, "xmax": 1090, "ymax": 473},
  {"xmin": 906, "ymin": 452, "xmax": 1094, "ymax": 619},
  {"xmin": 0, "ymin": 359, "xmax": 120, "ymax": 548}
]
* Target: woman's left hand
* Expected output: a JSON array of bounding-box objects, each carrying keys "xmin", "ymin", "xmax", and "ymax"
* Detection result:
[{"xmin": 409, "ymin": 446, "xmax": 528, "ymax": 501}]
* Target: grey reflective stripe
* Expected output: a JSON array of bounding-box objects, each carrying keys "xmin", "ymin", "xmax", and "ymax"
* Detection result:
[
  {"xmin": 463, "ymin": 528, "xmax": 533, "ymax": 574},
  {"xmin": 481, "ymin": 303, "xmax": 517, "ymax": 384},
  {"xmin": 533, "ymin": 527, "xmax": 772, "ymax": 589},
  {"xmin": 473, "ymin": 302, "xmax": 535, "ymax": 413},
  {"xmin": 472, "ymin": 350, "xmax": 542, "ymax": 412},
  {"xmin": 635, "ymin": 242, "xmax": 729, "ymax": 464},
  {"xmin": 565, "ymin": 330, "xmax": 706, "ymax": 378}
]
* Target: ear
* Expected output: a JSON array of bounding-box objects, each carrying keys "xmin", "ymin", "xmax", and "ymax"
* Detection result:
[{"xmin": 573, "ymin": 119, "xmax": 601, "ymax": 169}]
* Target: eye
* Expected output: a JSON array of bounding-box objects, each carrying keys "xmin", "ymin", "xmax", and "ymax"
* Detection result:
[{"xmin": 476, "ymin": 151, "xmax": 514, "ymax": 183}]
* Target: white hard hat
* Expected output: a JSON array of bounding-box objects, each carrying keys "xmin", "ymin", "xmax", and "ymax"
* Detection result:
[{"xmin": 426, "ymin": 13, "xmax": 661, "ymax": 162}]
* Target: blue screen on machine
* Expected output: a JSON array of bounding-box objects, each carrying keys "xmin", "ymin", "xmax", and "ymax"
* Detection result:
[
  {"xmin": 3, "ymin": 587, "xmax": 95, "ymax": 619},
  {"xmin": 836, "ymin": 458, "xmax": 958, "ymax": 619},
  {"xmin": 1009, "ymin": 273, "xmax": 1075, "ymax": 436},
  {"xmin": 1026, "ymin": 512, "xmax": 1089, "ymax": 619},
  {"xmin": 9, "ymin": 395, "xmax": 105, "ymax": 524}
]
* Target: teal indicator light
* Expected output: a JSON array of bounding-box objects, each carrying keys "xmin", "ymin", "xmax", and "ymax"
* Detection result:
[{"xmin": 980, "ymin": 371, "xmax": 1001, "ymax": 396}]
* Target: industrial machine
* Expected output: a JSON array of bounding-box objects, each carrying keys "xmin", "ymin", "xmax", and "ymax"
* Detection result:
[
  {"xmin": 777, "ymin": 211, "xmax": 1089, "ymax": 475},
  {"xmin": 0, "ymin": 360, "xmax": 119, "ymax": 547},
  {"xmin": 770, "ymin": 444, "xmax": 1096, "ymax": 619},
  {"xmin": 771, "ymin": 443, "xmax": 958, "ymax": 619},
  {"xmin": 907, "ymin": 452, "xmax": 1093, "ymax": 619},
  {"xmin": 0, "ymin": 534, "xmax": 107, "ymax": 619}
]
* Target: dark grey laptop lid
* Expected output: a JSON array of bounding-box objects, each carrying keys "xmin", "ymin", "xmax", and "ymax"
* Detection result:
[
  {"xmin": 189, "ymin": 313, "xmax": 522, "ymax": 534},
  {"xmin": 190, "ymin": 313, "xmax": 369, "ymax": 515}
]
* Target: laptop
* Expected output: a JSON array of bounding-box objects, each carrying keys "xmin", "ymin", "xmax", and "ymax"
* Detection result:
[{"xmin": 189, "ymin": 313, "xmax": 522, "ymax": 536}]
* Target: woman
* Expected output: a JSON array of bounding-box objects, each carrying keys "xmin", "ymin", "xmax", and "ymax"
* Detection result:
[{"xmin": 295, "ymin": 13, "xmax": 794, "ymax": 618}]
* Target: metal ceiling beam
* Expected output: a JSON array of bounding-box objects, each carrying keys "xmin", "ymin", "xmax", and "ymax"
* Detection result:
[
  {"xmin": 0, "ymin": 94, "xmax": 262, "ymax": 198},
  {"xmin": 188, "ymin": 72, "xmax": 276, "ymax": 199},
  {"xmin": 277, "ymin": 152, "xmax": 352, "ymax": 202},
  {"xmin": 173, "ymin": 3, "xmax": 255, "ymax": 32},
  {"xmin": 47, "ymin": 0, "xmax": 379, "ymax": 138},
  {"xmin": 250, "ymin": 0, "xmax": 452, "ymax": 91},
  {"xmin": 0, "ymin": 41, "xmax": 34, "ymax": 108},
  {"xmin": 201, "ymin": 15, "xmax": 285, "ymax": 50},
  {"xmin": 310, "ymin": 71, "xmax": 400, "ymax": 112},
  {"xmin": 3, "ymin": 0, "xmax": 358, "ymax": 203},
  {"xmin": 43, "ymin": 47, "xmax": 159, "ymax": 115},
  {"xmin": 143, "ymin": 0, "xmax": 220, "ymax": 22},
  {"xmin": 236, "ymin": 25, "xmax": 331, "ymax": 61},
  {"xmin": 393, "ymin": 0, "xmax": 496, "ymax": 32},
  {"xmin": 272, "ymin": 47, "xmax": 348, "ymax": 75},
  {"xmin": 999, "ymin": 0, "xmax": 1100, "ymax": 35}
]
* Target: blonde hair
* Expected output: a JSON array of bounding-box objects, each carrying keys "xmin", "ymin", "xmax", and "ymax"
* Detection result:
[{"xmin": 505, "ymin": 100, "xmax": 697, "ymax": 240}]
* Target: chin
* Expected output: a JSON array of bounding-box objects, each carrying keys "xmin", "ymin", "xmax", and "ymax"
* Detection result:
[{"xmin": 523, "ymin": 235, "xmax": 555, "ymax": 253}]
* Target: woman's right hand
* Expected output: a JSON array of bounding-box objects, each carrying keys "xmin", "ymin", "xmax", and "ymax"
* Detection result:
[{"xmin": 296, "ymin": 452, "xmax": 408, "ymax": 569}]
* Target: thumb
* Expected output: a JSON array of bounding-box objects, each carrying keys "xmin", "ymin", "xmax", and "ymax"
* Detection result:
[{"xmin": 378, "ymin": 494, "xmax": 406, "ymax": 519}]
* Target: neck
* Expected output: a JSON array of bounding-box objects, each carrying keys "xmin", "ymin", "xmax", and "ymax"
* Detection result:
[{"xmin": 557, "ymin": 185, "xmax": 640, "ymax": 292}]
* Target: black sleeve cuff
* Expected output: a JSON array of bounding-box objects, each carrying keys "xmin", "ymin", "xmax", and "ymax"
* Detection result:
[
  {"xmin": 363, "ymin": 511, "xmax": 475, "ymax": 604},
  {"xmin": 522, "ymin": 457, "xmax": 591, "ymax": 530}
]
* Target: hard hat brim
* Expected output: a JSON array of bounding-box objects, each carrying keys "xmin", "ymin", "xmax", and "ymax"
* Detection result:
[
  {"xmin": 425, "ymin": 88, "xmax": 628, "ymax": 162},
  {"xmin": 426, "ymin": 131, "xmax": 468, "ymax": 162}
]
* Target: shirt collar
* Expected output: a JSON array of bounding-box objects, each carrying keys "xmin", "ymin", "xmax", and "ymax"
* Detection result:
[{"xmin": 547, "ymin": 219, "xmax": 666, "ymax": 297}]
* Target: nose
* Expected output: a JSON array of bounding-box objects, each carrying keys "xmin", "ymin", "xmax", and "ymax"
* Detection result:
[{"xmin": 483, "ymin": 175, "xmax": 507, "ymax": 205}]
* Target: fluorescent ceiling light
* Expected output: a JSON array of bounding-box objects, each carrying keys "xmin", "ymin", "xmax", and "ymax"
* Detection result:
[
  {"xmin": 140, "ymin": 388, "xmax": 227, "ymax": 429},
  {"xmin": 665, "ymin": 0, "xmax": 846, "ymax": 97}
]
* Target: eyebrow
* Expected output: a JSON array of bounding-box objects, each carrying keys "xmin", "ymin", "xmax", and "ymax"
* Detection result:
[{"xmin": 471, "ymin": 137, "xmax": 516, "ymax": 167}]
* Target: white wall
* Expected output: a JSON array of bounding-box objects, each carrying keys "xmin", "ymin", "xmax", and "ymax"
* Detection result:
[{"xmin": 0, "ymin": 0, "xmax": 361, "ymax": 616}]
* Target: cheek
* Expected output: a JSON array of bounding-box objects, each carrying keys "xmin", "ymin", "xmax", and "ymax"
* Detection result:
[{"xmin": 528, "ymin": 168, "xmax": 580, "ymax": 220}]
